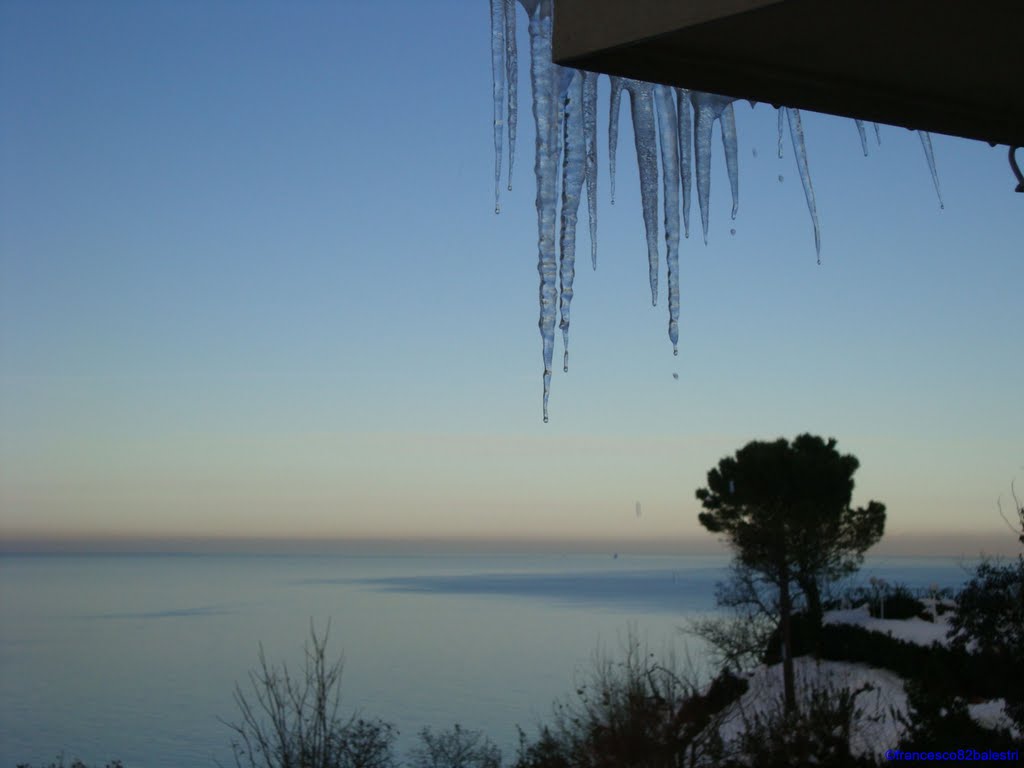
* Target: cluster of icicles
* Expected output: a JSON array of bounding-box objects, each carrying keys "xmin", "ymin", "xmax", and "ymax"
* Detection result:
[{"xmin": 489, "ymin": 0, "xmax": 942, "ymax": 422}]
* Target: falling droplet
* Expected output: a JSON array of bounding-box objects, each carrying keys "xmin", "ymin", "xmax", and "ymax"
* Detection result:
[
  {"xmin": 672, "ymin": 372, "xmax": 679, "ymax": 380},
  {"xmin": 730, "ymin": 228, "xmax": 736, "ymax": 236},
  {"xmin": 778, "ymin": 174, "xmax": 784, "ymax": 183},
  {"xmin": 752, "ymin": 147, "xmax": 759, "ymax": 159}
]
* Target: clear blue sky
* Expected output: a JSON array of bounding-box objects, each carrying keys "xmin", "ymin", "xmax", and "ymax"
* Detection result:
[{"xmin": 1, "ymin": 1, "xmax": 1021, "ymax": 554}]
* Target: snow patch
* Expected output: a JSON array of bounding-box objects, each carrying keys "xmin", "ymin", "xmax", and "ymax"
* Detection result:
[{"xmin": 823, "ymin": 603, "xmax": 953, "ymax": 647}]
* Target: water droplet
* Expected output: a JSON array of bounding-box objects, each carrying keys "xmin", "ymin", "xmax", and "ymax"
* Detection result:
[
  {"xmin": 752, "ymin": 147, "xmax": 759, "ymax": 159},
  {"xmin": 672, "ymin": 372, "xmax": 679, "ymax": 380},
  {"xmin": 777, "ymin": 174, "xmax": 784, "ymax": 183},
  {"xmin": 495, "ymin": 204, "xmax": 501, "ymax": 214},
  {"xmin": 673, "ymin": 347, "xmax": 678, "ymax": 357},
  {"xmin": 543, "ymin": 415, "xmax": 549, "ymax": 423},
  {"xmin": 730, "ymin": 228, "xmax": 736, "ymax": 236}
]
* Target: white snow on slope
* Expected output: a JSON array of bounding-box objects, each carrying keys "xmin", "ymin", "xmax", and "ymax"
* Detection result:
[
  {"xmin": 823, "ymin": 602, "xmax": 953, "ymax": 647},
  {"xmin": 717, "ymin": 658, "xmax": 909, "ymax": 761}
]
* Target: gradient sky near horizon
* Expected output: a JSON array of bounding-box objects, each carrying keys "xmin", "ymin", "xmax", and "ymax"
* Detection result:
[{"xmin": 1, "ymin": 1, "xmax": 1021, "ymax": 555}]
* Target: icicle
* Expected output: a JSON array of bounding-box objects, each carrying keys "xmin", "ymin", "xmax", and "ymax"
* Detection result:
[
  {"xmin": 608, "ymin": 76, "xmax": 624, "ymax": 205},
  {"xmin": 690, "ymin": 91, "xmax": 736, "ymax": 244},
  {"xmin": 873, "ymin": 122, "xmax": 882, "ymax": 145},
  {"xmin": 583, "ymin": 71, "xmax": 599, "ymax": 269},
  {"xmin": 526, "ymin": 0, "xmax": 557, "ymax": 422},
  {"xmin": 559, "ymin": 70, "xmax": 585, "ymax": 372},
  {"xmin": 854, "ymin": 119, "xmax": 869, "ymax": 156},
  {"xmin": 625, "ymin": 79, "xmax": 659, "ymax": 306},
  {"xmin": 675, "ymin": 88, "xmax": 693, "ymax": 240},
  {"xmin": 777, "ymin": 107, "xmax": 785, "ymax": 158},
  {"xmin": 721, "ymin": 102, "xmax": 739, "ymax": 220},
  {"xmin": 503, "ymin": 0, "xmax": 518, "ymax": 192},
  {"xmin": 787, "ymin": 108, "xmax": 821, "ymax": 262},
  {"xmin": 655, "ymin": 85, "xmax": 681, "ymax": 354},
  {"xmin": 489, "ymin": 0, "xmax": 506, "ymax": 213},
  {"xmin": 918, "ymin": 131, "xmax": 944, "ymax": 209}
]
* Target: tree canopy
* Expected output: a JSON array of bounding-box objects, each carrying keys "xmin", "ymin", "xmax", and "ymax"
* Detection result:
[{"xmin": 696, "ymin": 433, "xmax": 886, "ymax": 710}]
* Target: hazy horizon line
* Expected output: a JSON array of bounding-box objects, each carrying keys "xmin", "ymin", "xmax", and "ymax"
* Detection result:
[{"xmin": 1, "ymin": 531, "xmax": 1019, "ymax": 558}]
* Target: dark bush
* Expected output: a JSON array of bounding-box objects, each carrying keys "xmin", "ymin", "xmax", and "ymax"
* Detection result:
[
  {"xmin": 825, "ymin": 582, "xmax": 927, "ymax": 620},
  {"xmin": 512, "ymin": 726, "xmax": 570, "ymax": 768},
  {"xmin": 512, "ymin": 650, "xmax": 748, "ymax": 768},
  {"xmin": 872, "ymin": 583, "xmax": 926, "ymax": 620},
  {"xmin": 897, "ymin": 678, "xmax": 1024, "ymax": 754},
  {"xmin": 947, "ymin": 556, "xmax": 1024, "ymax": 730},
  {"xmin": 714, "ymin": 681, "xmax": 881, "ymax": 768},
  {"xmin": 410, "ymin": 724, "xmax": 501, "ymax": 768}
]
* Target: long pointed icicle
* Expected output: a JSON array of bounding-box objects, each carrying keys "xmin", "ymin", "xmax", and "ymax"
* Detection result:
[
  {"xmin": 626, "ymin": 79, "xmax": 659, "ymax": 306},
  {"xmin": 654, "ymin": 85, "xmax": 681, "ymax": 354},
  {"xmin": 608, "ymin": 76, "xmax": 624, "ymax": 205},
  {"xmin": 854, "ymin": 120, "xmax": 869, "ymax": 156},
  {"xmin": 527, "ymin": 0, "xmax": 558, "ymax": 422},
  {"xmin": 691, "ymin": 92, "xmax": 735, "ymax": 244},
  {"xmin": 873, "ymin": 122, "xmax": 882, "ymax": 145},
  {"xmin": 583, "ymin": 71, "xmax": 599, "ymax": 269},
  {"xmin": 503, "ymin": 0, "xmax": 518, "ymax": 191},
  {"xmin": 721, "ymin": 101, "xmax": 739, "ymax": 220},
  {"xmin": 918, "ymin": 131, "xmax": 944, "ymax": 209},
  {"xmin": 675, "ymin": 88, "xmax": 693, "ymax": 239},
  {"xmin": 787, "ymin": 107, "xmax": 821, "ymax": 262},
  {"xmin": 489, "ymin": 0, "xmax": 506, "ymax": 213},
  {"xmin": 777, "ymin": 107, "xmax": 785, "ymax": 158},
  {"xmin": 559, "ymin": 71, "xmax": 586, "ymax": 372}
]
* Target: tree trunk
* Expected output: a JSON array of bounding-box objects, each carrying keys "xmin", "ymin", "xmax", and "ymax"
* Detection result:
[
  {"xmin": 801, "ymin": 573, "xmax": 823, "ymax": 658},
  {"xmin": 779, "ymin": 564, "xmax": 796, "ymax": 713}
]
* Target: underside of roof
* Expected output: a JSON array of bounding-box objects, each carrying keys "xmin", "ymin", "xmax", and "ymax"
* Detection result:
[{"xmin": 552, "ymin": 0, "xmax": 1023, "ymax": 148}]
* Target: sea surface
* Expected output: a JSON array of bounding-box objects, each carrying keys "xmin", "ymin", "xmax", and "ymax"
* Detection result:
[{"xmin": 0, "ymin": 552, "xmax": 977, "ymax": 767}]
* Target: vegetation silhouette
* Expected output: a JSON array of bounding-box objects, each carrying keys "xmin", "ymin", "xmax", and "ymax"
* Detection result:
[{"xmin": 695, "ymin": 433, "xmax": 886, "ymax": 710}]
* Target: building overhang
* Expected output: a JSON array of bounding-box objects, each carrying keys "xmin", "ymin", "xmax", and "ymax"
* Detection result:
[{"xmin": 552, "ymin": 0, "xmax": 1023, "ymax": 148}]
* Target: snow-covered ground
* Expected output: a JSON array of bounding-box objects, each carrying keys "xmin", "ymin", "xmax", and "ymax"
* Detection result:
[
  {"xmin": 706, "ymin": 602, "xmax": 1017, "ymax": 763},
  {"xmin": 822, "ymin": 600, "xmax": 952, "ymax": 647},
  {"xmin": 716, "ymin": 657, "xmax": 908, "ymax": 761}
]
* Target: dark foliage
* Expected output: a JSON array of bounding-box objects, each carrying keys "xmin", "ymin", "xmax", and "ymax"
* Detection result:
[
  {"xmin": 512, "ymin": 639, "xmax": 747, "ymax": 768},
  {"xmin": 512, "ymin": 726, "xmax": 570, "ymax": 768},
  {"xmin": 696, "ymin": 434, "xmax": 885, "ymax": 710},
  {"xmin": 896, "ymin": 678, "xmax": 1024, "ymax": 754},
  {"xmin": 221, "ymin": 621, "xmax": 398, "ymax": 768},
  {"xmin": 947, "ymin": 557, "xmax": 1024, "ymax": 729},
  {"xmin": 409, "ymin": 724, "xmax": 501, "ymax": 768},
  {"xmin": 713, "ymin": 683, "xmax": 882, "ymax": 768}
]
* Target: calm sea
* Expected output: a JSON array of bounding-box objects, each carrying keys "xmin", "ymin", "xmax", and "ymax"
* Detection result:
[{"xmin": 0, "ymin": 552, "xmax": 975, "ymax": 767}]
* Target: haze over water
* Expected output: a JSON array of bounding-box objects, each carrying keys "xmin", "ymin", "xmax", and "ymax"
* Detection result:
[{"xmin": 0, "ymin": 551, "xmax": 977, "ymax": 767}]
